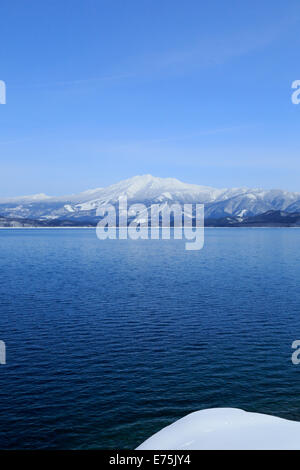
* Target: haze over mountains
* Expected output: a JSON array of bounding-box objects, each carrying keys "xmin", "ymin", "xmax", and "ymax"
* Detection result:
[{"xmin": 1, "ymin": 175, "xmax": 300, "ymax": 225}]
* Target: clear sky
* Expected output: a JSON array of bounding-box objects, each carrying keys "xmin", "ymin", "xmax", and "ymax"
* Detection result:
[{"xmin": 1, "ymin": 0, "xmax": 300, "ymax": 196}]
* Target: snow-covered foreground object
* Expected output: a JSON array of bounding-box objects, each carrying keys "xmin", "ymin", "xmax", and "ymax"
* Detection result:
[{"xmin": 137, "ymin": 408, "xmax": 300, "ymax": 450}]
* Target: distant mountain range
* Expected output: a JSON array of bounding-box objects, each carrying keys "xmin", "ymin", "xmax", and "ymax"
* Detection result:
[
  {"xmin": 1, "ymin": 175, "xmax": 300, "ymax": 226},
  {"xmin": 1, "ymin": 211, "xmax": 300, "ymax": 228},
  {"xmin": 205, "ymin": 210, "xmax": 300, "ymax": 227}
]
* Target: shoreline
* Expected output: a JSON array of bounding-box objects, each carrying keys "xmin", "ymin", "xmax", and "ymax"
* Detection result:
[{"xmin": 1, "ymin": 226, "xmax": 300, "ymax": 230}]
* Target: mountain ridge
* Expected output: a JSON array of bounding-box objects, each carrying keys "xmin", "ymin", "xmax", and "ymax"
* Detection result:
[{"xmin": 1, "ymin": 175, "xmax": 300, "ymax": 221}]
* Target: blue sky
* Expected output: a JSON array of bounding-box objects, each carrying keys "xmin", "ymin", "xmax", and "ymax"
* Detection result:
[{"xmin": 1, "ymin": 0, "xmax": 300, "ymax": 196}]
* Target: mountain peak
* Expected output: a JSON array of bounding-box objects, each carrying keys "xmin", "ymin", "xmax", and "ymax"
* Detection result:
[
  {"xmin": 100, "ymin": 174, "xmax": 219, "ymax": 203},
  {"xmin": 123, "ymin": 174, "xmax": 183, "ymax": 186}
]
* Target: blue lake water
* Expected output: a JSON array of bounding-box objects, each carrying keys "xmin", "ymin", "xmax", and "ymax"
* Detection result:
[{"xmin": 1, "ymin": 228, "xmax": 300, "ymax": 449}]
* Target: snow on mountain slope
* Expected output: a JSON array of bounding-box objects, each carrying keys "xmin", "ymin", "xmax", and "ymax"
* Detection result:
[
  {"xmin": 0, "ymin": 175, "xmax": 299, "ymax": 220},
  {"xmin": 73, "ymin": 175, "xmax": 228, "ymax": 213},
  {"xmin": 0, "ymin": 193, "xmax": 53, "ymax": 203},
  {"xmin": 137, "ymin": 408, "xmax": 300, "ymax": 450},
  {"xmin": 205, "ymin": 188, "xmax": 300, "ymax": 218}
]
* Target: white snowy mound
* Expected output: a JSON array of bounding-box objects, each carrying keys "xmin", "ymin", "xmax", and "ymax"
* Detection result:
[{"xmin": 136, "ymin": 408, "xmax": 300, "ymax": 450}]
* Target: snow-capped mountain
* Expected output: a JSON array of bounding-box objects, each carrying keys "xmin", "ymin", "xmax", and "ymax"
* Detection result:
[{"xmin": 0, "ymin": 175, "xmax": 299, "ymax": 222}]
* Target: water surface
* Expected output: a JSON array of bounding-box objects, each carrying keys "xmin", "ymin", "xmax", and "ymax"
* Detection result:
[{"xmin": 0, "ymin": 228, "xmax": 300, "ymax": 449}]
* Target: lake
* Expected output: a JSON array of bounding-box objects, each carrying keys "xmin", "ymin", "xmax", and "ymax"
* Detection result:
[{"xmin": 0, "ymin": 228, "xmax": 300, "ymax": 449}]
